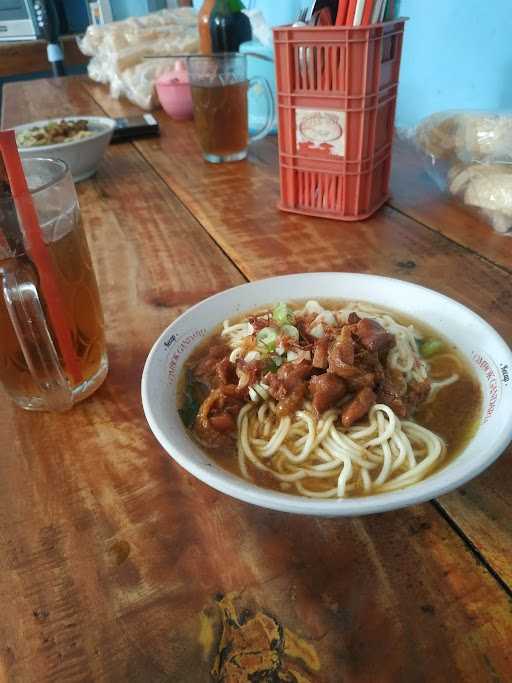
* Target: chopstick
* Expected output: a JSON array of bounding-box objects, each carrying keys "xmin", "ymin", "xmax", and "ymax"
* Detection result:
[
  {"xmin": 345, "ymin": 0, "xmax": 358, "ymax": 25},
  {"xmin": 353, "ymin": 0, "xmax": 366, "ymax": 26},
  {"xmin": 371, "ymin": 0, "xmax": 385, "ymax": 23},
  {"xmin": 361, "ymin": 0, "xmax": 375, "ymax": 24},
  {"xmin": 0, "ymin": 130, "xmax": 82, "ymax": 384},
  {"xmin": 335, "ymin": 0, "xmax": 350, "ymax": 25},
  {"xmin": 383, "ymin": 0, "xmax": 394, "ymax": 21}
]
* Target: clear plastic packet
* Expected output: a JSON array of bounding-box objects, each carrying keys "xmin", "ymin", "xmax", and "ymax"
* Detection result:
[
  {"xmin": 77, "ymin": 8, "xmax": 199, "ymax": 111},
  {"xmin": 402, "ymin": 111, "xmax": 512, "ymax": 234}
]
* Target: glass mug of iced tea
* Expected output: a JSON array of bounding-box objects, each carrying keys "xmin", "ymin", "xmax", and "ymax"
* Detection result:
[
  {"xmin": 0, "ymin": 158, "xmax": 108, "ymax": 411},
  {"xmin": 187, "ymin": 53, "xmax": 275, "ymax": 163}
]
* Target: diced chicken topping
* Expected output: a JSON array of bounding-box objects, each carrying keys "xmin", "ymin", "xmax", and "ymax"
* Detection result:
[
  {"xmin": 309, "ymin": 374, "xmax": 346, "ymax": 415},
  {"xmin": 188, "ymin": 305, "xmax": 429, "ymax": 437}
]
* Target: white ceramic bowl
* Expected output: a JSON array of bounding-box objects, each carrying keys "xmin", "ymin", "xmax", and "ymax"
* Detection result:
[
  {"xmin": 141, "ymin": 273, "xmax": 512, "ymax": 516},
  {"xmin": 15, "ymin": 116, "xmax": 115, "ymax": 182}
]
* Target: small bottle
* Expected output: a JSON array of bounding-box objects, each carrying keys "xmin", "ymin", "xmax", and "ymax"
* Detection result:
[
  {"xmin": 209, "ymin": 0, "xmax": 252, "ymax": 53},
  {"xmin": 198, "ymin": 0, "xmax": 216, "ymax": 54}
]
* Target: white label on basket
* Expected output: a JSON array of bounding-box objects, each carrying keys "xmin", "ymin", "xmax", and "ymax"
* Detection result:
[{"xmin": 295, "ymin": 108, "xmax": 346, "ymax": 157}]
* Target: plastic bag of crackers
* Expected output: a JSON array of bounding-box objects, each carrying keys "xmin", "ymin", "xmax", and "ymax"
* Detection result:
[{"xmin": 409, "ymin": 111, "xmax": 512, "ymax": 234}]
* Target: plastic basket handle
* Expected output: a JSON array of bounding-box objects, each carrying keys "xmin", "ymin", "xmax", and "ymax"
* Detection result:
[
  {"xmin": 248, "ymin": 76, "xmax": 275, "ymax": 143},
  {"xmin": 1, "ymin": 259, "xmax": 73, "ymax": 412}
]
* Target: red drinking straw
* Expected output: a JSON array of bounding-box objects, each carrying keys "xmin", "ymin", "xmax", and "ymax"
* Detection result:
[{"xmin": 0, "ymin": 130, "xmax": 82, "ymax": 384}]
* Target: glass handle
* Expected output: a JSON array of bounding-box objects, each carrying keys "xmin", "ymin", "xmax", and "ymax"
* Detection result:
[
  {"xmin": 1, "ymin": 260, "xmax": 73, "ymax": 412},
  {"xmin": 248, "ymin": 76, "xmax": 276, "ymax": 144}
]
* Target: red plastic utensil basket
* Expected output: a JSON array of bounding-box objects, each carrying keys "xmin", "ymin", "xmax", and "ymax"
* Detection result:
[{"xmin": 273, "ymin": 20, "xmax": 406, "ymax": 221}]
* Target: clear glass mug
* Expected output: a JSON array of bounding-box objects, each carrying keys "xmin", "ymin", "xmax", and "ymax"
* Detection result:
[
  {"xmin": 0, "ymin": 158, "xmax": 108, "ymax": 411},
  {"xmin": 187, "ymin": 53, "xmax": 275, "ymax": 163}
]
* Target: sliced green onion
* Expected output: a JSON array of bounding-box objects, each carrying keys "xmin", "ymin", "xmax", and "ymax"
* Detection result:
[
  {"xmin": 281, "ymin": 324, "xmax": 299, "ymax": 341},
  {"xmin": 420, "ymin": 338, "xmax": 444, "ymax": 358},
  {"xmin": 254, "ymin": 383, "xmax": 270, "ymax": 400},
  {"xmin": 244, "ymin": 350, "xmax": 261, "ymax": 362},
  {"xmin": 264, "ymin": 356, "xmax": 283, "ymax": 373},
  {"xmin": 257, "ymin": 327, "xmax": 278, "ymax": 351},
  {"xmin": 178, "ymin": 369, "xmax": 200, "ymax": 428},
  {"xmin": 272, "ymin": 302, "xmax": 294, "ymax": 326}
]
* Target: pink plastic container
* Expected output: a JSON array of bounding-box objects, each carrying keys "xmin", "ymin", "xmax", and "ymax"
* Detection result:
[{"xmin": 156, "ymin": 60, "xmax": 194, "ymax": 121}]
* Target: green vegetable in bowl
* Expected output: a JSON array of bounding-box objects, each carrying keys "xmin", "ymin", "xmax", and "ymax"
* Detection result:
[
  {"xmin": 420, "ymin": 338, "xmax": 444, "ymax": 358},
  {"xmin": 257, "ymin": 327, "xmax": 278, "ymax": 351},
  {"xmin": 178, "ymin": 369, "xmax": 201, "ymax": 427},
  {"xmin": 272, "ymin": 302, "xmax": 294, "ymax": 326},
  {"xmin": 16, "ymin": 119, "xmax": 93, "ymax": 148},
  {"xmin": 281, "ymin": 324, "xmax": 299, "ymax": 341},
  {"xmin": 265, "ymin": 356, "xmax": 283, "ymax": 373}
]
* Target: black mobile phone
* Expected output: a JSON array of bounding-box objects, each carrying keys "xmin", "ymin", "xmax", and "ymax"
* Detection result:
[{"xmin": 111, "ymin": 114, "xmax": 160, "ymax": 143}]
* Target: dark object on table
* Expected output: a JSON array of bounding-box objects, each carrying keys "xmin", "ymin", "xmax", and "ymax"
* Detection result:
[
  {"xmin": 31, "ymin": 0, "xmax": 65, "ymax": 77},
  {"xmin": 111, "ymin": 115, "xmax": 160, "ymax": 143},
  {"xmin": 209, "ymin": 0, "xmax": 252, "ymax": 53}
]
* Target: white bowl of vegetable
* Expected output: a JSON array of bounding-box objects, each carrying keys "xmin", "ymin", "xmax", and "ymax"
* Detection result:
[{"xmin": 15, "ymin": 116, "xmax": 115, "ymax": 183}]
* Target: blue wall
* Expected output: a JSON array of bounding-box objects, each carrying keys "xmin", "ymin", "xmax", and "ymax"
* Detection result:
[
  {"xmin": 110, "ymin": 0, "xmax": 166, "ymax": 21},
  {"xmin": 396, "ymin": 0, "xmax": 512, "ymax": 128},
  {"xmin": 192, "ymin": 0, "xmax": 512, "ymax": 128}
]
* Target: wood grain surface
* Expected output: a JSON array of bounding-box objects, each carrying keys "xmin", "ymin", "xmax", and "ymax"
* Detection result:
[
  {"xmin": 80, "ymin": 79, "xmax": 512, "ymax": 587},
  {"xmin": 82, "ymin": 79, "xmax": 512, "ymax": 275},
  {"xmin": 0, "ymin": 36, "xmax": 88, "ymax": 79},
  {"xmin": 1, "ymin": 77, "xmax": 511, "ymax": 683}
]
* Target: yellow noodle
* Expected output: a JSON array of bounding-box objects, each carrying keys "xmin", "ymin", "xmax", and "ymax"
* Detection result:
[
  {"xmin": 222, "ymin": 303, "xmax": 448, "ymax": 499},
  {"xmin": 238, "ymin": 402, "xmax": 444, "ymax": 498}
]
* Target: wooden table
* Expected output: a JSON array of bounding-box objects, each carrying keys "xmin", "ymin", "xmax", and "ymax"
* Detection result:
[
  {"xmin": 1, "ymin": 77, "xmax": 511, "ymax": 683},
  {"xmin": 0, "ymin": 36, "xmax": 88, "ymax": 79}
]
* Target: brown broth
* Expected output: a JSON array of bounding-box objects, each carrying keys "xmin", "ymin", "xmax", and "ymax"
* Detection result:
[
  {"xmin": 179, "ymin": 300, "xmax": 482, "ymax": 497},
  {"xmin": 415, "ymin": 369, "xmax": 482, "ymax": 461}
]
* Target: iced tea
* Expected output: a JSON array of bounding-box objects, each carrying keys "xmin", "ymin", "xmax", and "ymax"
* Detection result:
[
  {"xmin": 191, "ymin": 80, "xmax": 249, "ymax": 159},
  {"xmin": 187, "ymin": 54, "xmax": 274, "ymax": 164},
  {"xmin": 0, "ymin": 207, "xmax": 107, "ymax": 409}
]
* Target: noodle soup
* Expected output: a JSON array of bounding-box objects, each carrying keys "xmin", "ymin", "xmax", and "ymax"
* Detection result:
[{"xmin": 178, "ymin": 300, "xmax": 482, "ymax": 499}]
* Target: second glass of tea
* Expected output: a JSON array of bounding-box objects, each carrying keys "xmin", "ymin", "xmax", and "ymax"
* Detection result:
[{"xmin": 187, "ymin": 53, "xmax": 275, "ymax": 163}]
